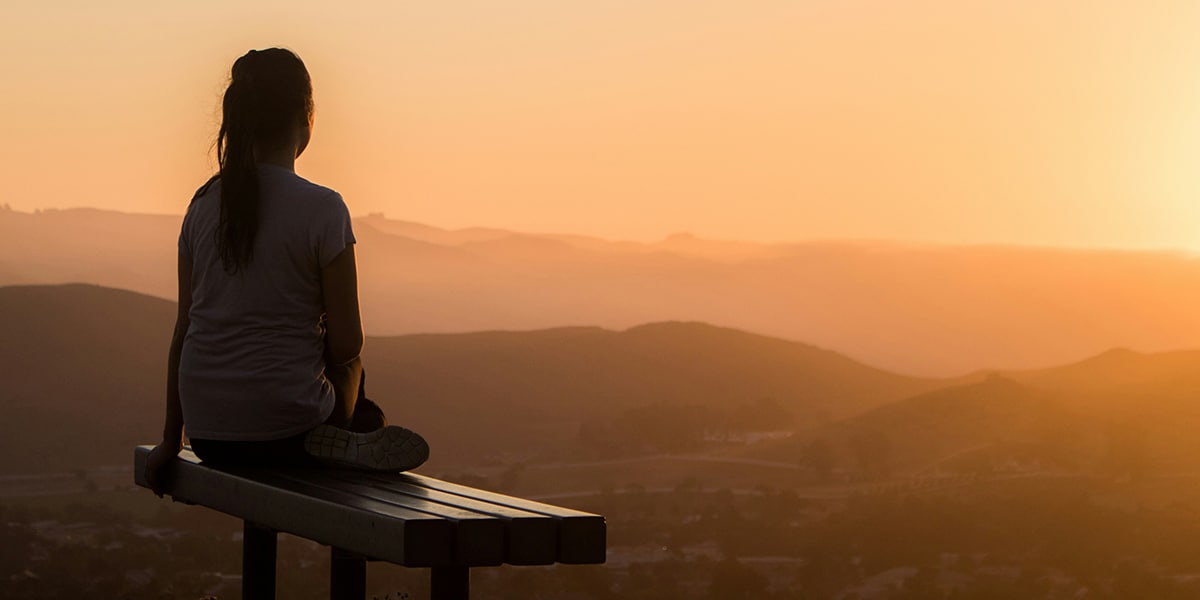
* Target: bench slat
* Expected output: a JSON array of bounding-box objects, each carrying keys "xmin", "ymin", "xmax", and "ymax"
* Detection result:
[
  {"xmin": 266, "ymin": 471, "xmax": 507, "ymax": 566},
  {"xmin": 394, "ymin": 473, "xmax": 607, "ymax": 564},
  {"xmin": 133, "ymin": 447, "xmax": 454, "ymax": 566},
  {"xmin": 330, "ymin": 472, "xmax": 560, "ymax": 565}
]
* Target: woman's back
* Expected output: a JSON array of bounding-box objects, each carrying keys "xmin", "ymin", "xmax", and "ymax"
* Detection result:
[{"xmin": 178, "ymin": 165, "xmax": 355, "ymax": 441}]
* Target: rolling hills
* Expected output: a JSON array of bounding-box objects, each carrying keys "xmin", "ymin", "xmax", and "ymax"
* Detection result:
[
  {"xmin": 8, "ymin": 206, "xmax": 1200, "ymax": 375},
  {"xmin": 5, "ymin": 283, "xmax": 1200, "ymax": 492},
  {"xmin": 0, "ymin": 284, "xmax": 942, "ymax": 474}
]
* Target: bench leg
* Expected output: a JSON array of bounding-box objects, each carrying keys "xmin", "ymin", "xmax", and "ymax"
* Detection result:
[
  {"xmin": 431, "ymin": 566, "xmax": 469, "ymax": 600},
  {"xmin": 243, "ymin": 521, "xmax": 277, "ymax": 600},
  {"xmin": 330, "ymin": 547, "xmax": 367, "ymax": 600}
]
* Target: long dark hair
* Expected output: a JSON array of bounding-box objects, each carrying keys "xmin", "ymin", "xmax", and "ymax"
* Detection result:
[{"xmin": 211, "ymin": 48, "xmax": 314, "ymax": 273}]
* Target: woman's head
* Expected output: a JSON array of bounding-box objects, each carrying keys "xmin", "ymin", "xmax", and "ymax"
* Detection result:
[
  {"xmin": 215, "ymin": 48, "xmax": 313, "ymax": 273},
  {"xmin": 219, "ymin": 48, "xmax": 314, "ymax": 163}
]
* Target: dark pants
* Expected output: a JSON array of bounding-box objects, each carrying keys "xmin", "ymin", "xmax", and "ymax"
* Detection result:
[{"xmin": 191, "ymin": 370, "xmax": 387, "ymax": 467}]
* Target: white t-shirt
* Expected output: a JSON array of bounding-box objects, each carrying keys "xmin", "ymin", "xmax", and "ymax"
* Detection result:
[{"xmin": 178, "ymin": 164, "xmax": 355, "ymax": 441}]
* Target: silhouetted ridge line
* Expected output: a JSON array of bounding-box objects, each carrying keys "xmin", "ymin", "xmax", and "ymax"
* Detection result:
[{"xmin": 11, "ymin": 207, "xmax": 1200, "ymax": 375}]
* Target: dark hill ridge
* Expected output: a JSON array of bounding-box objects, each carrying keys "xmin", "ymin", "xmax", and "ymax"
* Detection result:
[
  {"xmin": 0, "ymin": 284, "xmax": 176, "ymax": 476},
  {"xmin": 8, "ymin": 283, "xmax": 1200, "ymax": 477},
  {"xmin": 1007, "ymin": 347, "xmax": 1200, "ymax": 395},
  {"xmin": 738, "ymin": 376, "xmax": 1063, "ymax": 470},
  {"xmin": 0, "ymin": 283, "xmax": 175, "ymax": 384},
  {"xmin": 743, "ymin": 361, "xmax": 1200, "ymax": 476},
  {"xmin": 364, "ymin": 321, "xmax": 951, "ymax": 460},
  {"xmin": 824, "ymin": 376, "xmax": 1071, "ymax": 471},
  {"xmin": 370, "ymin": 320, "xmax": 939, "ymax": 419},
  {"xmin": 0, "ymin": 284, "xmax": 943, "ymax": 474}
]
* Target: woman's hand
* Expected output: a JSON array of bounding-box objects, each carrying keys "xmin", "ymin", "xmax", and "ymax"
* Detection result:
[{"xmin": 144, "ymin": 441, "xmax": 182, "ymax": 498}]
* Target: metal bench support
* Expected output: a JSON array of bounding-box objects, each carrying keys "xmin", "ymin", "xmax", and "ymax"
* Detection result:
[
  {"xmin": 243, "ymin": 521, "xmax": 278, "ymax": 600},
  {"xmin": 244, "ymin": 526, "xmax": 469, "ymax": 600},
  {"xmin": 431, "ymin": 566, "xmax": 469, "ymax": 600},
  {"xmin": 331, "ymin": 547, "xmax": 367, "ymax": 600}
]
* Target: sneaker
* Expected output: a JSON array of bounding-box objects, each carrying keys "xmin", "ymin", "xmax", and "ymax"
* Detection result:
[{"xmin": 304, "ymin": 424, "xmax": 429, "ymax": 472}]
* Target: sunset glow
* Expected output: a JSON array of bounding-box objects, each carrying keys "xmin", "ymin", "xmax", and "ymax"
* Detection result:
[
  {"xmin": 14, "ymin": 5, "xmax": 1200, "ymax": 598},
  {"xmin": 4, "ymin": 1, "xmax": 1200, "ymax": 247}
]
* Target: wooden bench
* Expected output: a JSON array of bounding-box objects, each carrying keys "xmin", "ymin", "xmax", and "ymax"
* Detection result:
[{"xmin": 133, "ymin": 445, "xmax": 606, "ymax": 600}]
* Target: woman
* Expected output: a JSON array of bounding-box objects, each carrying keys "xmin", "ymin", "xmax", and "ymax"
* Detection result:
[{"xmin": 144, "ymin": 48, "xmax": 427, "ymax": 494}]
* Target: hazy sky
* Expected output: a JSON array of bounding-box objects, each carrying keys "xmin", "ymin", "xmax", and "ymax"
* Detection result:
[{"xmin": 4, "ymin": 1, "xmax": 1200, "ymax": 247}]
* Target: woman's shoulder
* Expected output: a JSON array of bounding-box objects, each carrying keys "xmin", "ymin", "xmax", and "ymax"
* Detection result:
[
  {"xmin": 264, "ymin": 167, "xmax": 344, "ymax": 207},
  {"xmin": 191, "ymin": 175, "xmax": 220, "ymax": 201},
  {"xmin": 183, "ymin": 177, "xmax": 220, "ymax": 225}
]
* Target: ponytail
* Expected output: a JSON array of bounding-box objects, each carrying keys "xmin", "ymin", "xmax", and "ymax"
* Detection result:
[{"xmin": 213, "ymin": 48, "xmax": 314, "ymax": 273}]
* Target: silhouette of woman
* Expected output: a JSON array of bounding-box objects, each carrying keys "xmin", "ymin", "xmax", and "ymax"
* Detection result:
[{"xmin": 144, "ymin": 48, "xmax": 428, "ymax": 493}]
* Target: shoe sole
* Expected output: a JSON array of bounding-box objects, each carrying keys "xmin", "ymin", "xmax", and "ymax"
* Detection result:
[{"xmin": 305, "ymin": 424, "xmax": 429, "ymax": 472}]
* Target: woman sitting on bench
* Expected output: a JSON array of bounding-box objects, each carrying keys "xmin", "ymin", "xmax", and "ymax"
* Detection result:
[{"xmin": 144, "ymin": 48, "xmax": 428, "ymax": 494}]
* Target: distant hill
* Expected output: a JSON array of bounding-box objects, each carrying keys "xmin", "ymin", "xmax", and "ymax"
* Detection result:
[
  {"xmin": 0, "ymin": 284, "xmax": 176, "ymax": 476},
  {"xmin": 364, "ymin": 321, "xmax": 950, "ymax": 462},
  {"xmin": 7, "ymin": 283, "xmax": 1200, "ymax": 479},
  {"xmin": 741, "ymin": 354, "xmax": 1200, "ymax": 477},
  {"xmin": 1008, "ymin": 347, "xmax": 1200, "ymax": 403},
  {"xmin": 7, "ymin": 207, "xmax": 1200, "ymax": 376},
  {"xmin": 745, "ymin": 377, "xmax": 1081, "ymax": 474},
  {"xmin": 0, "ymin": 284, "xmax": 947, "ymax": 474},
  {"xmin": 0, "ymin": 208, "xmax": 180, "ymax": 299}
]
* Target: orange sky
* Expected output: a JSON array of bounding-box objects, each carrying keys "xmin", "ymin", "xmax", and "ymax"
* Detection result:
[{"xmin": 3, "ymin": 1, "xmax": 1200, "ymax": 247}]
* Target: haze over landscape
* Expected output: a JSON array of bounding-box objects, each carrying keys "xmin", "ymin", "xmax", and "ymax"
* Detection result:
[
  {"xmin": 5, "ymin": 206, "xmax": 1200, "ymax": 376},
  {"xmin": 6, "ymin": 0, "xmax": 1200, "ymax": 598}
]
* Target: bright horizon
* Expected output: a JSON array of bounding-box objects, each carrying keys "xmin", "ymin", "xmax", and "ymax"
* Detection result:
[{"xmin": 4, "ymin": 1, "xmax": 1200, "ymax": 248}]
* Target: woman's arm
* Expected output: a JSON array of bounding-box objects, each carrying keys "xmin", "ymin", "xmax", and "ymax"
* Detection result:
[
  {"xmin": 144, "ymin": 253, "xmax": 192, "ymax": 496},
  {"xmin": 321, "ymin": 244, "xmax": 365, "ymax": 427}
]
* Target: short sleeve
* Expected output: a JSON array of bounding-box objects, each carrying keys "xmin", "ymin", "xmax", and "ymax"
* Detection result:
[
  {"xmin": 180, "ymin": 175, "xmax": 217, "ymax": 259},
  {"xmin": 178, "ymin": 209, "xmax": 192, "ymax": 258},
  {"xmin": 315, "ymin": 193, "xmax": 356, "ymax": 267}
]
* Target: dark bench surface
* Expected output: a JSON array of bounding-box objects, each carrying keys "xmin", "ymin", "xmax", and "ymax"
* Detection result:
[{"xmin": 133, "ymin": 445, "xmax": 605, "ymax": 568}]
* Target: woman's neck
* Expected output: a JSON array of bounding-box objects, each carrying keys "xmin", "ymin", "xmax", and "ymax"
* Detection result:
[{"xmin": 255, "ymin": 147, "xmax": 297, "ymax": 171}]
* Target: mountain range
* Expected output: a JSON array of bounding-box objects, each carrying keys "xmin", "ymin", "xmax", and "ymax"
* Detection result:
[
  {"xmin": 6, "ymin": 207, "xmax": 1200, "ymax": 376},
  {"xmin": 4, "ymin": 283, "xmax": 1200, "ymax": 481},
  {"xmin": 0, "ymin": 284, "xmax": 946, "ymax": 473}
]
